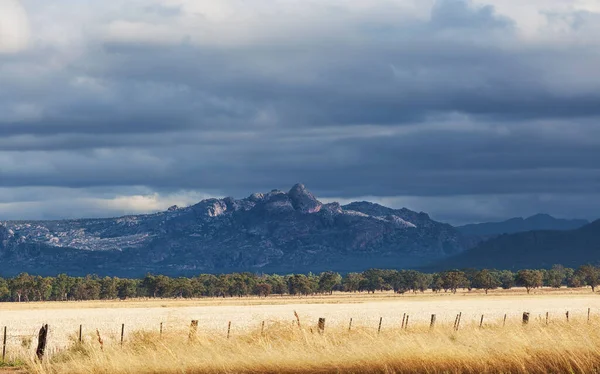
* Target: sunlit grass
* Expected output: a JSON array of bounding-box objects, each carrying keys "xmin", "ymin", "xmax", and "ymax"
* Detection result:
[{"xmin": 25, "ymin": 316, "xmax": 600, "ymax": 374}]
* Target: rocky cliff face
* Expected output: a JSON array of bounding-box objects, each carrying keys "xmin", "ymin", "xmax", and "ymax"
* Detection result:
[{"xmin": 1, "ymin": 184, "xmax": 467, "ymax": 276}]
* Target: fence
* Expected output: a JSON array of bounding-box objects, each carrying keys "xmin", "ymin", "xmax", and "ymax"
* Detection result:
[{"xmin": 1, "ymin": 307, "xmax": 595, "ymax": 363}]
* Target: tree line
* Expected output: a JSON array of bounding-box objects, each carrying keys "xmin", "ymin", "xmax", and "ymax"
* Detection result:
[{"xmin": 1, "ymin": 264, "xmax": 599, "ymax": 302}]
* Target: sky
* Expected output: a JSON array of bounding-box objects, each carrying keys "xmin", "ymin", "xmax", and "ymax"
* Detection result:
[{"xmin": 1, "ymin": 0, "xmax": 600, "ymax": 225}]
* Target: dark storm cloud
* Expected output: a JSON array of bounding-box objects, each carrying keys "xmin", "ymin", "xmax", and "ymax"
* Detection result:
[{"xmin": 1, "ymin": 0, "xmax": 600, "ymax": 223}]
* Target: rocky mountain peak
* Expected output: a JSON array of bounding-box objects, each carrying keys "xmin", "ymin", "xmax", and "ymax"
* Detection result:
[
  {"xmin": 343, "ymin": 201, "xmax": 394, "ymax": 216},
  {"xmin": 0, "ymin": 184, "xmax": 468, "ymax": 276},
  {"xmin": 248, "ymin": 192, "xmax": 265, "ymax": 202},
  {"xmin": 288, "ymin": 183, "xmax": 322, "ymax": 213}
]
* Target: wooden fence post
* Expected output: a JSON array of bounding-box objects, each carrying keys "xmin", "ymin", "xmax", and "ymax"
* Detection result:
[
  {"xmin": 261, "ymin": 321, "xmax": 265, "ymax": 336},
  {"xmin": 566, "ymin": 311, "xmax": 569, "ymax": 322},
  {"xmin": 378, "ymin": 317, "xmax": 383, "ymax": 334},
  {"xmin": 404, "ymin": 315, "xmax": 409, "ymax": 330},
  {"xmin": 348, "ymin": 318, "xmax": 352, "ymax": 332},
  {"xmin": 120, "ymin": 324, "xmax": 125, "ymax": 346},
  {"xmin": 430, "ymin": 314, "xmax": 436, "ymax": 329},
  {"xmin": 294, "ymin": 311, "xmax": 301, "ymax": 328},
  {"xmin": 36, "ymin": 324, "xmax": 48, "ymax": 361},
  {"xmin": 79, "ymin": 324, "xmax": 82, "ymax": 343},
  {"xmin": 546, "ymin": 312, "xmax": 549, "ymax": 325},
  {"xmin": 96, "ymin": 329, "xmax": 104, "ymax": 351},
  {"xmin": 227, "ymin": 321, "xmax": 231, "ymax": 339},
  {"xmin": 588, "ymin": 308, "xmax": 591, "ymax": 323},
  {"xmin": 455, "ymin": 312, "xmax": 462, "ymax": 331},
  {"xmin": 318, "ymin": 318, "xmax": 325, "ymax": 334},
  {"xmin": 503, "ymin": 314, "xmax": 507, "ymax": 327},
  {"xmin": 522, "ymin": 312, "xmax": 530, "ymax": 325},
  {"xmin": 2, "ymin": 326, "xmax": 6, "ymax": 362},
  {"xmin": 160, "ymin": 322, "xmax": 163, "ymax": 337},
  {"xmin": 480, "ymin": 315, "xmax": 484, "ymax": 328},
  {"xmin": 453, "ymin": 314, "xmax": 459, "ymax": 330},
  {"xmin": 189, "ymin": 320, "xmax": 198, "ymax": 341},
  {"xmin": 401, "ymin": 313, "xmax": 406, "ymax": 329}
]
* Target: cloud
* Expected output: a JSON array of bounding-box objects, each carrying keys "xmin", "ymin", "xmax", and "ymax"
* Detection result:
[
  {"xmin": 0, "ymin": 0, "xmax": 30, "ymax": 53},
  {"xmin": 0, "ymin": 187, "xmax": 215, "ymax": 220},
  {"xmin": 1, "ymin": 0, "xmax": 600, "ymax": 224}
]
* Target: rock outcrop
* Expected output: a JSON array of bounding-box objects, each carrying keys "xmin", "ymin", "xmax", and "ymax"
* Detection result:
[{"xmin": 1, "ymin": 184, "xmax": 467, "ymax": 276}]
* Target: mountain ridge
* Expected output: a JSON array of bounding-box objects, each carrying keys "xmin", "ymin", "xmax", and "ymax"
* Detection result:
[
  {"xmin": 434, "ymin": 219, "xmax": 600, "ymax": 270},
  {"xmin": 457, "ymin": 214, "xmax": 589, "ymax": 237},
  {"xmin": 0, "ymin": 184, "xmax": 466, "ymax": 277}
]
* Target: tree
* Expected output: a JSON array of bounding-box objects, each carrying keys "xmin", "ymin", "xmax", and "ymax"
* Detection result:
[
  {"xmin": 307, "ymin": 273, "xmax": 320, "ymax": 294},
  {"xmin": 462, "ymin": 268, "xmax": 479, "ymax": 292},
  {"xmin": 546, "ymin": 265, "xmax": 566, "ymax": 288},
  {"xmin": 576, "ymin": 265, "xmax": 600, "ymax": 292},
  {"xmin": 154, "ymin": 275, "xmax": 174, "ymax": 298},
  {"xmin": 265, "ymin": 274, "xmax": 287, "ymax": 295},
  {"xmin": 472, "ymin": 269, "xmax": 499, "ymax": 294},
  {"xmin": 318, "ymin": 272, "xmax": 341, "ymax": 294},
  {"xmin": 142, "ymin": 274, "xmax": 158, "ymax": 297},
  {"xmin": 565, "ymin": 268, "xmax": 583, "ymax": 288},
  {"xmin": 403, "ymin": 271, "xmax": 432, "ymax": 293},
  {"xmin": 190, "ymin": 276, "xmax": 206, "ymax": 297},
  {"xmin": 0, "ymin": 278, "xmax": 10, "ymax": 301},
  {"xmin": 69, "ymin": 276, "xmax": 101, "ymax": 300},
  {"xmin": 173, "ymin": 277, "xmax": 194, "ymax": 298},
  {"xmin": 83, "ymin": 275, "xmax": 101, "ymax": 300},
  {"xmin": 362, "ymin": 269, "xmax": 386, "ymax": 293},
  {"xmin": 117, "ymin": 279, "xmax": 138, "ymax": 299},
  {"xmin": 70, "ymin": 278, "xmax": 86, "ymax": 300},
  {"xmin": 497, "ymin": 270, "xmax": 515, "ymax": 290},
  {"xmin": 198, "ymin": 274, "xmax": 219, "ymax": 297},
  {"xmin": 10, "ymin": 273, "xmax": 34, "ymax": 302},
  {"xmin": 32, "ymin": 276, "xmax": 53, "ymax": 301},
  {"xmin": 342, "ymin": 273, "xmax": 364, "ymax": 292},
  {"xmin": 229, "ymin": 273, "xmax": 250, "ymax": 297},
  {"xmin": 441, "ymin": 270, "xmax": 468, "ymax": 293},
  {"xmin": 388, "ymin": 271, "xmax": 408, "ymax": 294},
  {"xmin": 516, "ymin": 270, "xmax": 543, "ymax": 294},
  {"xmin": 216, "ymin": 275, "xmax": 232, "ymax": 297},
  {"xmin": 51, "ymin": 274, "xmax": 72, "ymax": 301},
  {"xmin": 254, "ymin": 283, "xmax": 272, "ymax": 297},
  {"xmin": 431, "ymin": 274, "xmax": 444, "ymax": 293},
  {"xmin": 100, "ymin": 277, "xmax": 119, "ymax": 299},
  {"xmin": 287, "ymin": 275, "xmax": 312, "ymax": 296}
]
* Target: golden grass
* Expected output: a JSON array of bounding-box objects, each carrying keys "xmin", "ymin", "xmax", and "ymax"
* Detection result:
[
  {"xmin": 1, "ymin": 286, "xmax": 596, "ymax": 311},
  {"xmin": 25, "ymin": 316, "xmax": 600, "ymax": 374}
]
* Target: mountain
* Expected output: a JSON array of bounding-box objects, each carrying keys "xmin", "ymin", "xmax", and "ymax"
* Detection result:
[
  {"xmin": 457, "ymin": 214, "xmax": 589, "ymax": 237},
  {"xmin": 0, "ymin": 184, "xmax": 466, "ymax": 277},
  {"xmin": 435, "ymin": 220, "xmax": 600, "ymax": 270}
]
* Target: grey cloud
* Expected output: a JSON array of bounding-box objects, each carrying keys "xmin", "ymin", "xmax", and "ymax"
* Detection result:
[
  {"xmin": 3, "ymin": 120, "xmax": 600, "ymax": 198},
  {"xmin": 430, "ymin": 0, "xmax": 514, "ymax": 30},
  {"xmin": 142, "ymin": 4, "xmax": 182, "ymax": 18},
  {"xmin": 1, "ymin": 0, "xmax": 600, "ymax": 224}
]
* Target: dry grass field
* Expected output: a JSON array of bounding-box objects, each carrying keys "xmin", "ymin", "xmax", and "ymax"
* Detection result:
[{"xmin": 2, "ymin": 287, "xmax": 600, "ymax": 373}]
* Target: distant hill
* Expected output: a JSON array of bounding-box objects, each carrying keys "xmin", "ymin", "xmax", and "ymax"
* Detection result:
[
  {"xmin": 0, "ymin": 184, "xmax": 466, "ymax": 277},
  {"xmin": 435, "ymin": 220, "xmax": 600, "ymax": 270},
  {"xmin": 457, "ymin": 214, "xmax": 589, "ymax": 237}
]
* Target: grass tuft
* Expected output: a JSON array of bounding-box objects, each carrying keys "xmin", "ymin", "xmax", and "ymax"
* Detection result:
[{"xmin": 23, "ymin": 318, "xmax": 600, "ymax": 374}]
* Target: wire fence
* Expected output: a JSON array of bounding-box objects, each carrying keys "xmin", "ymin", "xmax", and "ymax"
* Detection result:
[{"xmin": 1, "ymin": 307, "xmax": 596, "ymax": 363}]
